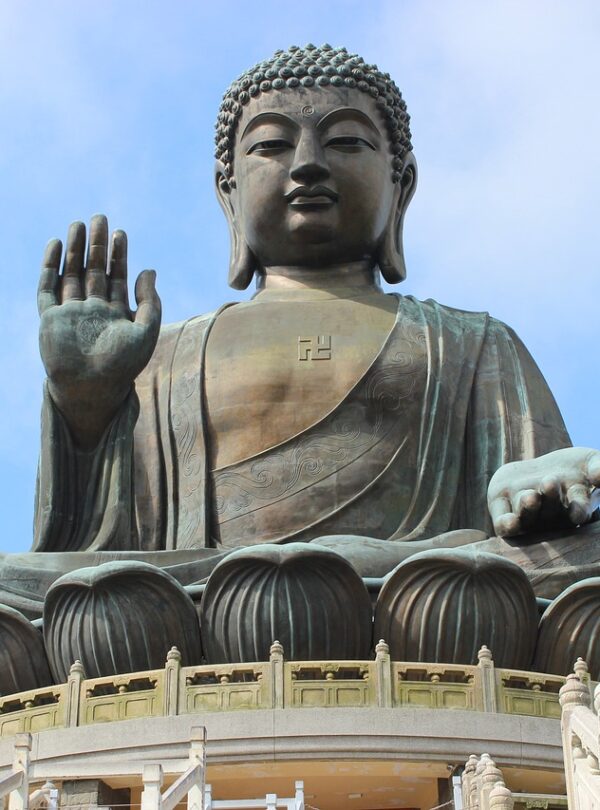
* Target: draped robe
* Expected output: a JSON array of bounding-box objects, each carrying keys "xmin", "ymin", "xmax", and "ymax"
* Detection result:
[
  {"xmin": 1, "ymin": 294, "xmax": 588, "ymax": 617},
  {"xmin": 34, "ymin": 294, "xmax": 571, "ymax": 551}
]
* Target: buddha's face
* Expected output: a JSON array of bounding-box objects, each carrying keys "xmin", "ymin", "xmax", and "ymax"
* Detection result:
[{"xmin": 220, "ymin": 86, "xmax": 412, "ymax": 270}]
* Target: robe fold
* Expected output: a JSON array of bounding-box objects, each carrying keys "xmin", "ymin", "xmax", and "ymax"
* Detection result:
[
  {"xmin": 32, "ymin": 294, "xmax": 571, "ymax": 553},
  {"xmin": 0, "ymin": 293, "xmax": 584, "ymax": 616}
]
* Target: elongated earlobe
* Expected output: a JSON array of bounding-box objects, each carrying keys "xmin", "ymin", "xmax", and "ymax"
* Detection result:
[
  {"xmin": 227, "ymin": 224, "xmax": 258, "ymax": 290},
  {"xmin": 377, "ymin": 211, "xmax": 407, "ymax": 284},
  {"xmin": 215, "ymin": 165, "xmax": 258, "ymax": 290},
  {"xmin": 376, "ymin": 157, "xmax": 418, "ymax": 285}
]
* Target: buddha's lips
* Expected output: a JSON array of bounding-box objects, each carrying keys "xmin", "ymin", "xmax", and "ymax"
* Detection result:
[{"xmin": 286, "ymin": 185, "xmax": 338, "ymax": 207}]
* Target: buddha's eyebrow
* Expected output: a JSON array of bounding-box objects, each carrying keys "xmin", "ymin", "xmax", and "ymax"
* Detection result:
[
  {"xmin": 240, "ymin": 112, "xmax": 297, "ymax": 140},
  {"xmin": 317, "ymin": 108, "xmax": 382, "ymax": 139}
]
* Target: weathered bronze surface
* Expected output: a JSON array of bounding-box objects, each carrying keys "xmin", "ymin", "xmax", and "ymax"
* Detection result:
[
  {"xmin": 1, "ymin": 44, "xmax": 599, "ymax": 677},
  {"xmin": 534, "ymin": 578, "xmax": 600, "ymax": 679},
  {"xmin": 0, "ymin": 604, "xmax": 52, "ymax": 693},
  {"xmin": 200, "ymin": 543, "xmax": 372, "ymax": 662},
  {"xmin": 43, "ymin": 561, "xmax": 202, "ymax": 681},
  {"xmin": 374, "ymin": 548, "xmax": 538, "ymax": 668}
]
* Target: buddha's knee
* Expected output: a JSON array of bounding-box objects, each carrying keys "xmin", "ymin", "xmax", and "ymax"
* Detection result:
[
  {"xmin": 534, "ymin": 578, "xmax": 600, "ymax": 679},
  {"xmin": 43, "ymin": 561, "xmax": 202, "ymax": 680},
  {"xmin": 200, "ymin": 542, "xmax": 373, "ymax": 663},
  {"xmin": 0, "ymin": 603, "xmax": 53, "ymax": 693},
  {"xmin": 374, "ymin": 548, "xmax": 539, "ymax": 668}
]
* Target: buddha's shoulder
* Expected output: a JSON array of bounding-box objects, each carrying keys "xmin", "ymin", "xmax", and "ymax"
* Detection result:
[
  {"xmin": 404, "ymin": 295, "xmax": 516, "ymax": 338},
  {"xmin": 158, "ymin": 311, "xmax": 217, "ymax": 339}
]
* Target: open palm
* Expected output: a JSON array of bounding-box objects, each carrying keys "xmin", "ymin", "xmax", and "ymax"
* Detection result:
[{"xmin": 38, "ymin": 215, "xmax": 161, "ymax": 447}]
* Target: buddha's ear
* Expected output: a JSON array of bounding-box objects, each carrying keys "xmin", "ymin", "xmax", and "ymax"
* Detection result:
[
  {"xmin": 376, "ymin": 153, "xmax": 418, "ymax": 284},
  {"xmin": 215, "ymin": 162, "xmax": 258, "ymax": 290}
]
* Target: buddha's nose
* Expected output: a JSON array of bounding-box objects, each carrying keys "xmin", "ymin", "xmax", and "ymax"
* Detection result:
[{"xmin": 290, "ymin": 131, "xmax": 330, "ymax": 184}]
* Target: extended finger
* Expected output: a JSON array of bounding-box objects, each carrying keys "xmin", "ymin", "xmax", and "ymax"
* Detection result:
[
  {"xmin": 61, "ymin": 221, "xmax": 85, "ymax": 301},
  {"xmin": 37, "ymin": 238, "xmax": 61, "ymax": 314},
  {"xmin": 85, "ymin": 214, "xmax": 108, "ymax": 298},
  {"xmin": 565, "ymin": 483, "xmax": 593, "ymax": 526},
  {"xmin": 108, "ymin": 230, "xmax": 129, "ymax": 310},
  {"xmin": 134, "ymin": 270, "xmax": 161, "ymax": 333},
  {"xmin": 488, "ymin": 495, "xmax": 521, "ymax": 536},
  {"xmin": 540, "ymin": 475, "xmax": 562, "ymax": 502},
  {"xmin": 495, "ymin": 512, "xmax": 522, "ymax": 538},
  {"xmin": 513, "ymin": 488, "xmax": 542, "ymax": 521}
]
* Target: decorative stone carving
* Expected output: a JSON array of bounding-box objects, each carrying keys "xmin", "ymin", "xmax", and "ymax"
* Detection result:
[
  {"xmin": 43, "ymin": 561, "xmax": 202, "ymax": 681},
  {"xmin": 374, "ymin": 548, "xmax": 538, "ymax": 668},
  {"xmin": 534, "ymin": 578, "xmax": 600, "ymax": 679},
  {"xmin": 200, "ymin": 543, "xmax": 372, "ymax": 663},
  {"xmin": 0, "ymin": 604, "xmax": 53, "ymax": 694}
]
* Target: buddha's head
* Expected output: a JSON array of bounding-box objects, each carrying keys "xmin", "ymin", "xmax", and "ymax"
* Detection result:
[{"xmin": 215, "ymin": 44, "xmax": 417, "ymax": 290}]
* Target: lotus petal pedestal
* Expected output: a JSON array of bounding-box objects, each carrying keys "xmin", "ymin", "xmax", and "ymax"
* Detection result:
[
  {"xmin": 534, "ymin": 577, "xmax": 600, "ymax": 678},
  {"xmin": 200, "ymin": 543, "xmax": 373, "ymax": 663},
  {"xmin": 44, "ymin": 561, "xmax": 202, "ymax": 681},
  {"xmin": 0, "ymin": 604, "xmax": 53, "ymax": 693},
  {"xmin": 374, "ymin": 548, "xmax": 538, "ymax": 668}
]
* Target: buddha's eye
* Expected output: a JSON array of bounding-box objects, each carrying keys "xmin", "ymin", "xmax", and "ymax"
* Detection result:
[
  {"xmin": 247, "ymin": 139, "xmax": 292, "ymax": 154},
  {"xmin": 326, "ymin": 136, "xmax": 375, "ymax": 151}
]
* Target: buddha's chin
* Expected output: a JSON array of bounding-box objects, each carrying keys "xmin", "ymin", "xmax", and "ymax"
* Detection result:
[{"xmin": 286, "ymin": 211, "xmax": 337, "ymax": 245}]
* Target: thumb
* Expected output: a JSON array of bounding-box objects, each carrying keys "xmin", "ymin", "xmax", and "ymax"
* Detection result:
[{"xmin": 134, "ymin": 270, "xmax": 162, "ymax": 331}]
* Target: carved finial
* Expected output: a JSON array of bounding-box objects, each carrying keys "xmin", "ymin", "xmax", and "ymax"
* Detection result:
[
  {"xmin": 69, "ymin": 660, "xmax": 85, "ymax": 677},
  {"xmin": 482, "ymin": 759, "xmax": 503, "ymax": 788},
  {"xmin": 167, "ymin": 646, "xmax": 181, "ymax": 662},
  {"xmin": 476, "ymin": 753, "xmax": 492, "ymax": 776},
  {"xmin": 375, "ymin": 639, "xmax": 390, "ymax": 658},
  {"xmin": 464, "ymin": 754, "xmax": 479, "ymax": 776},
  {"xmin": 489, "ymin": 781, "xmax": 513, "ymax": 810},
  {"xmin": 559, "ymin": 672, "xmax": 591, "ymax": 709},
  {"xmin": 478, "ymin": 645, "xmax": 493, "ymax": 664},
  {"xmin": 270, "ymin": 640, "xmax": 284, "ymax": 660},
  {"xmin": 574, "ymin": 657, "xmax": 589, "ymax": 681}
]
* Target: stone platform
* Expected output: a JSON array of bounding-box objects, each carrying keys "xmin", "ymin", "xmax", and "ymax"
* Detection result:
[{"xmin": 0, "ymin": 643, "xmax": 582, "ymax": 808}]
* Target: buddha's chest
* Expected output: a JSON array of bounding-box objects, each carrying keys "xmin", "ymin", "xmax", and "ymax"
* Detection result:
[{"xmin": 203, "ymin": 297, "xmax": 401, "ymax": 469}]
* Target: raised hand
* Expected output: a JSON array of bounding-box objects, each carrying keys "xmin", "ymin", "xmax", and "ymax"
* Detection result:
[
  {"xmin": 487, "ymin": 447, "xmax": 600, "ymax": 537},
  {"xmin": 38, "ymin": 215, "xmax": 161, "ymax": 449}
]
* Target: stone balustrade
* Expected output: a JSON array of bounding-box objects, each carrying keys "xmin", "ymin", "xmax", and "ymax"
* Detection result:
[
  {"xmin": 559, "ymin": 659, "xmax": 600, "ymax": 810},
  {"xmin": 461, "ymin": 752, "xmax": 569, "ymax": 810},
  {"xmin": 0, "ymin": 642, "xmax": 578, "ymax": 738}
]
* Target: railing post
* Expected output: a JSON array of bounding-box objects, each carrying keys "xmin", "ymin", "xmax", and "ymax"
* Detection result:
[
  {"xmin": 489, "ymin": 781, "xmax": 513, "ymax": 810},
  {"xmin": 8, "ymin": 733, "xmax": 31, "ymax": 810},
  {"xmin": 141, "ymin": 764, "xmax": 163, "ymax": 810},
  {"xmin": 266, "ymin": 794, "xmax": 277, "ymax": 810},
  {"xmin": 462, "ymin": 754, "xmax": 478, "ymax": 809},
  {"xmin": 375, "ymin": 640, "xmax": 393, "ymax": 708},
  {"xmin": 560, "ymin": 667, "xmax": 592, "ymax": 810},
  {"xmin": 164, "ymin": 647, "xmax": 182, "ymax": 717},
  {"xmin": 204, "ymin": 784, "xmax": 212, "ymax": 810},
  {"xmin": 295, "ymin": 780, "xmax": 305, "ymax": 810},
  {"xmin": 574, "ymin": 657, "xmax": 592, "ymax": 703},
  {"xmin": 470, "ymin": 753, "xmax": 491, "ymax": 810},
  {"xmin": 187, "ymin": 726, "xmax": 206, "ymax": 810},
  {"xmin": 480, "ymin": 758, "xmax": 503, "ymax": 810},
  {"xmin": 477, "ymin": 646, "xmax": 497, "ymax": 713},
  {"xmin": 66, "ymin": 660, "xmax": 85, "ymax": 728},
  {"xmin": 270, "ymin": 641, "xmax": 285, "ymax": 709}
]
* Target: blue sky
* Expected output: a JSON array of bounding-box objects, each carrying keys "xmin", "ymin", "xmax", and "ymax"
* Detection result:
[{"xmin": 1, "ymin": 0, "xmax": 599, "ymax": 552}]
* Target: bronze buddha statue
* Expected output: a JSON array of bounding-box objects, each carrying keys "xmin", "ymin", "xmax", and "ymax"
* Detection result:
[{"xmin": 1, "ymin": 44, "xmax": 599, "ymax": 689}]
